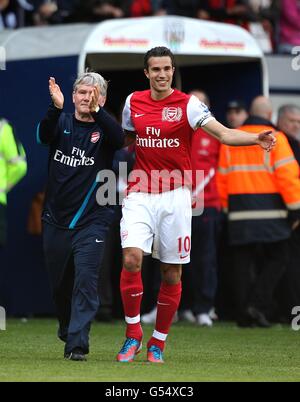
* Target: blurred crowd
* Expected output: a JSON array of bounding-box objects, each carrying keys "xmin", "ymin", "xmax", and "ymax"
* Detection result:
[{"xmin": 0, "ymin": 0, "xmax": 299, "ymax": 54}]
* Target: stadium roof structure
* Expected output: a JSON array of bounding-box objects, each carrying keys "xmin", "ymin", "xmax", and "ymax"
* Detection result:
[{"xmin": 0, "ymin": 16, "xmax": 265, "ymax": 67}]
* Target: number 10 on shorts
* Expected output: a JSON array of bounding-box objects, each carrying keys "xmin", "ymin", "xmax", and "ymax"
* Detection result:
[{"xmin": 178, "ymin": 236, "xmax": 191, "ymax": 257}]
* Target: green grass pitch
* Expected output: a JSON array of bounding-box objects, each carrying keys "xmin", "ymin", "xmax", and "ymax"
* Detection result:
[{"xmin": 0, "ymin": 319, "xmax": 300, "ymax": 382}]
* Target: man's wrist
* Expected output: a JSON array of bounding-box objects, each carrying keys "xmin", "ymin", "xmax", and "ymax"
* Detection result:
[
  {"xmin": 51, "ymin": 102, "xmax": 63, "ymax": 111},
  {"xmin": 91, "ymin": 106, "xmax": 100, "ymax": 114},
  {"xmin": 53, "ymin": 102, "xmax": 63, "ymax": 110}
]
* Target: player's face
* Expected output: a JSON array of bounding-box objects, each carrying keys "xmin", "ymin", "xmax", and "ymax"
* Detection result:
[{"xmin": 144, "ymin": 56, "xmax": 175, "ymax": 96}]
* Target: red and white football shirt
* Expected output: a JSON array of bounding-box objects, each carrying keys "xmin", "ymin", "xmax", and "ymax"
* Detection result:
[{"xmin": 122, "ymin": 89, "xmax": 214, "ymax": 193}]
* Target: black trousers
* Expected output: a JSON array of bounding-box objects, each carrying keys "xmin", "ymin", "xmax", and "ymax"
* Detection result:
[
  {"xmin": 43, "ymin": 221, "xmax": 108, "ymax": 355},
  {"xmin": 276, "ymin": 227, "xmax": 300, "ymax": 319},
  {"xmin": 232, "ymin": 240, "xmax": 288, "ymax": 319}
]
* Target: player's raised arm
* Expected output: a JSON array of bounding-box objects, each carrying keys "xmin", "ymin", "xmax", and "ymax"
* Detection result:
[
  {"xmin": 37, "ymin": 77, "xmax": 64, "ymax": 145},
  {"xmin": 202, "ymin": 119, "xmax": 276, "ymax": 152}
]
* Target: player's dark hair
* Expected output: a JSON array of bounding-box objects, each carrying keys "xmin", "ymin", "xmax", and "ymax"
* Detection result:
[{"xmin": 144, "ymin": 47, "xmax": 175, "ymax": 70}]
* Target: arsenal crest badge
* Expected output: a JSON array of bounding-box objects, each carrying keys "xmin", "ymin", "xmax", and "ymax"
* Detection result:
[
  {"xmin": 201, "ymin": 138, "xmax": 210, "ymax": 147},
  {"xmin": 162, "ymin": 107, "xmax": 182, "ymax": 122},
  {"xmin": 91, "ymin": 132, "xmax": 100, "ymax": 143}
]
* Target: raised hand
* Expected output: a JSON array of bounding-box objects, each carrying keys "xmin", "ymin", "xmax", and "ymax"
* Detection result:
[
  {"xmin": 257, "ymin": 130, "xmax": 277, "ymax": 152},
  {"xmin": 49, "ymin": 77, "xmax": 64, "ymax": 109},
  {"xmin": 89, "ymin": 86, "xmax": 106, "ymax": 113},
  {"xmin": 89, "ymin": 86, "xmax": 100, "ymax": 113}
]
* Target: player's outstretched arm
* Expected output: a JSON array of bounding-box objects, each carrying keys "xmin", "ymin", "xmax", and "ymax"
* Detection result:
[{"xmin": 202, "ymin": 119, "xmax": 276, "ymax": 151}]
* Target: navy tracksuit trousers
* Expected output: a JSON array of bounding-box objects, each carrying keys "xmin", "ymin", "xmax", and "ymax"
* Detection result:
[{"xmin": 43, "ymin": 221, "xmax": 108, "ymax": 355}]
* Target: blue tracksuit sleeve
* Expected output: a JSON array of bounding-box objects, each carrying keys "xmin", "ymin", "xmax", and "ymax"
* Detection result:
[
  {"xmin": 37, "ymin": 103, "xmax": 62, "ymax": 145},
  {"xmin": 91, "ymin": 108, "xmax": 124, "ymax": 150}
]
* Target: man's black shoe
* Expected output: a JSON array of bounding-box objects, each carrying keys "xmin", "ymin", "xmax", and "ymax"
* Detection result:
[
  {"xmin": 64, "ymin": 348, "xmax": 87, "ymax": 361},
  {"xmin": 246, "ymin": 306, "xmax": 272, "ymax": 328}
]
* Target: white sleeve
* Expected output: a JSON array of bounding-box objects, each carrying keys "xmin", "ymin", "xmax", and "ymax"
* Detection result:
[
  {"xmin": 122, "ymin": 93, "xmax": 135, "ymax": 132},
  {"xmin": 187, "ymin": 95, "xmax": 215, "ymax": 130}
]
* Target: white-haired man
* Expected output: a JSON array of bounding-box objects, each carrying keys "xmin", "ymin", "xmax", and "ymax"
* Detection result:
[{"xmin": 37, "ymin": 72, "xmax": 124, "ymax": 361}]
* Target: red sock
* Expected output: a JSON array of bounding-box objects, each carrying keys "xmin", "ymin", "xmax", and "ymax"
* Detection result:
[
  {"xmin": 147, "ymin": 281, "xmax": 182, "ymax": 351},
  {"xmin": 120, "ymin": 268, "xmax": 143, "ymax": 341}
]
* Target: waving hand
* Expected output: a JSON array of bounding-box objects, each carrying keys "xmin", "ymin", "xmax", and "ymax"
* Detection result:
[{"xmin": 49, "ymin": 77, "xmax": 64, "ymax": 109}]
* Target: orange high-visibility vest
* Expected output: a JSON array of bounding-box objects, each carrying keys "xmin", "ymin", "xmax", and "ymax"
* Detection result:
[{"xmin": 217, "ymin": 124, "xmax": 300, "ymax": 244}]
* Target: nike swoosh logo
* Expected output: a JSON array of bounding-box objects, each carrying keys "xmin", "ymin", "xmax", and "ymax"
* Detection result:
[
  {"xmin": 157, "ymin": 302, "xmax": 170, "ymax": 306},
  {"xmin": 135, "ymin": 113, "xmax": 145, "ymax": 118},
  {"xmin": 95, "ymin": 239, "xmax": 104, "ymax": 243},
  {"xmin": 180, "ymin": 255, "xmax": 189, "ymax": 260},
  {"xmin": 64, "ymin": 130, "xmax": 71, "ymax": 134}
]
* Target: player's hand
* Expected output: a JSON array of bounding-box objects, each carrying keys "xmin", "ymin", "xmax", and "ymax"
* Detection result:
[
  {"xmin": 49, "ymin": 77, "xmax": 64, "ymax": 109},
  {"xmin": 257, "ymin": 130, "xmax": 276, "ymax": 152}
]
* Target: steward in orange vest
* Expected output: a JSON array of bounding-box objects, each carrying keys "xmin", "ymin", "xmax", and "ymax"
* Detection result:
[{"xmin": 217, "ymin": 116, "xmax": 300, "ymax": 245}]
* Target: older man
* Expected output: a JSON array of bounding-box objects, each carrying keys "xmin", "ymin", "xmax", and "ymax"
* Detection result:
[
  {"xmin": 38, "ymin": 72, "xmax": 124, "ymax": 361},
  {"xmin": 278, "ymin": 105, "xmax": 300, "ymax": 162}
]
